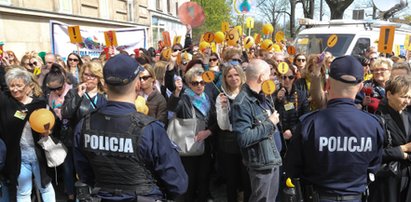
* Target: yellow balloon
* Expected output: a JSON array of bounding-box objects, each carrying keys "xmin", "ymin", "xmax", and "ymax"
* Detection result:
[
  {"xmin": 214, "ymin": 31, "xmax": 225, "ymax": 44},
  {"xmin": 273, "ymin": 43, "xmax": 281, "ymax": 53},
  {"xmin": 199, "ymin": 41, "xmax": 211, "ymax": 51},
  {"xmin": 244, "ymin": 36, "xmax": 254, "ymax": 49},
  {"xmin": 262, "ymin": 24, "xmax": 274, "ymax": 35},
  {"xmin": 261, "ymin": 39, "xmax": 273, "ymax": 51}
]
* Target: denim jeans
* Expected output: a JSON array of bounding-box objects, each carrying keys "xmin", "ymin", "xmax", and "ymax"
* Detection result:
[
  {"xmin": 17, "ymin": 161, "xmax": 55, "ymax": 202},
  {"xmin": 63, "ymin": 147, "xmax": 75, "ymax": 196},
  {"xmin": 0, "ymin": 179, "xmax": 8, "ymax": 202}
]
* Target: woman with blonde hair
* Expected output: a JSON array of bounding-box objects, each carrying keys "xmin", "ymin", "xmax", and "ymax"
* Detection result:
[{"xmin": 20, "ymin": 51, "xmax": 43, "ymax": 75}]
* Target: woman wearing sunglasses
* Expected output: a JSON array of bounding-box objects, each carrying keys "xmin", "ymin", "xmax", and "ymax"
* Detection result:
[
  {"xmin": 66, "ymin": 53, "xmax": 83, "ymax": 83},
  {"xmin": 293, "ymin": 53, "xmax": 307, "ymax": 74},
  {"xmin": 168, "ymin": 66, "xmax": 218, "ymax": 202},
  {"xmin": 275, "ymin": 68, "xmax": 310, "ymax": 142},
  {"xmin": 44, "ymin": 63, "xmax": 74, "ymax": 201},
  {"xmin": 20, "ymin": 51, "xmax": 43, "ymax": 74},
  {"xmin": 139, "ymin": 64, "xmax": 167, "ymax": 124}
]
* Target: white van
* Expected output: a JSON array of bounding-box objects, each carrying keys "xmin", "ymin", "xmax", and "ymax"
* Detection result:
[{"xmin": 294, "ymin": 18, "xmax": 411, "ymax": 57}]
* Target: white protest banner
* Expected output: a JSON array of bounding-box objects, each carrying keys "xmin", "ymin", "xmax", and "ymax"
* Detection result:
[{"xmin": 51, "ymin": 20, "xmax": 147, "ymax": 59}]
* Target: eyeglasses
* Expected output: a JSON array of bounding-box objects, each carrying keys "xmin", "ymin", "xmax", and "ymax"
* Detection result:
[
  {"xmin": 282, "ymin": 75, "xmax": 295, "ymax": 80},
  {"xmin": 27, "ymin": 62, "xmax": 38, "ymax": 67},
  {"xmin": 190, "ymin": 80, "xmax": 205, "ymax": 86},
  {"xmin": 48, "ymin": 85, "xmax": 64, "ymax": 91},
  {"xmin": 68, "ymin": 58, "xmax": 79, "ymax": 62},
  {"xmin": 371, "ymin": 68, "xmax": 389, "ymax": 73},
  {"xmin": 140, "ymin": 75, "xmax": 152, "ymax": 81},
  {"xmin": 296, "ymin": 58, "xmax": 306, "ymax": 62},
  {"xmin": 209, "ymin": 58, "xmax": 218, "ymax": 62},
  {"xmin": 173, "ymin": 49, "xmax": 182, "ymax": 52},
  {"xmin": 83, "ymin": 73, "xmax": 97, "ymax": 79}
]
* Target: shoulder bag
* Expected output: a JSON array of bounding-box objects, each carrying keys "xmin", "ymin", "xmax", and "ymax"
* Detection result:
[{"xmin": 167, "ymin": 106, "xmax": 205, "ymax": 156}]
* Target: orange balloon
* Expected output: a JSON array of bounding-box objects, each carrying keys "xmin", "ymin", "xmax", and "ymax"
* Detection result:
[{"xmin": 29, "ymin": 109, "xmax": 55, "ymax": 134}]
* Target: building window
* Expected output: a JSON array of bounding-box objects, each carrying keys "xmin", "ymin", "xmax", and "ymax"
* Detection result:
[
  {"xmin": 167, "ymin": 0, "xmax": 171, "ymax": 13},
  {"xmin": 176, "ymin": 2, "xmax": 178, "ymax": 16},
  {"xmin": 59, "ymin": 0, "xmax": 72, "ymax": 14},
  {"xmin": 100, "ymin": 0, "xmax": 109, "ymax": 19},
  {"xmin": 0, "ymin": 0, "xmax": 11, "ymax": 6},
  {"xmin": 156, "ymin": 0, "xmax": 161, "ymax": 10},
  {"xmin": 127, "ymin": 0, "xmax": 134, "ymax": 22}
]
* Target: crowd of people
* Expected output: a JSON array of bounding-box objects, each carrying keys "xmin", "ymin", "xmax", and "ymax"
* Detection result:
[{"xmin": 0, "ymin": 25, "xmax": 411, "ymax": 202}]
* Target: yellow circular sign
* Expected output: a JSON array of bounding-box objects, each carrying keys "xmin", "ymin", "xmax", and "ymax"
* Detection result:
[
  {"xmin": 203, "ymin": 32, "xmax": 214, "ymax": 43},
  {"xmin": 214, "ymin": 31, "xmax": 225, "ymax": 44},
  {"xmin": 261, "ymin": 80, "xmax": 276, "ymax": 95},
  {"xmin": 275, "ymin": 31, "xmax": 285, "ymax": 42},
  {"xmin": 244, "ymin": 36, "xmax": 255, "ymax": 49},
  {"xmin": 327, "ymin": 34, "xmax": 338, "ymax": 48},
  {"xmin": 277, "ymin": 62, "xmax": 289, "ymax": 75},
  {"xmin": 261, "ymin": 39, "xmax": 273, "ymax": 51},
  {"xmin": 226, "ymin": 28, "xmax": 240, "ymax": 46},
  {"xmin": 202, "ymin": 71, "xmax": 215, "ymax": 83},
  {"xmin": 161, "ymin": 48, "xmax": 172, "ymax": 61}
]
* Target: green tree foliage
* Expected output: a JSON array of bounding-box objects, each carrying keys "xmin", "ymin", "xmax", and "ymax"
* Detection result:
[{"xmin": 192, "ymin": 0, "xmax": 233, "ymax": 43}]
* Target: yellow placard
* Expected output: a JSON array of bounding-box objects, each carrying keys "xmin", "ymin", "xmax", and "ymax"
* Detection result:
[
  {"xmin": 235, "ymin": 26, "xmax": 243, "ymax": 36},
  {"xmin": 226, "ymin": 28, "xmax": 240, "ymax": 46},
  {"xmin": 211, "ymin": 42, "xmax": 217, "ymax": 53},
  {"xmin": 203, "ymin": 32, "xmax": 214, "ymax": 43},
  {"xmin": 246, "ymin": 17, "xmax": 254, "ymax": 29},
  {"xmin": 275, "ymin": 31, "xmax": 285, "ymax": 42},
  {"xmin": 298, "ymin": 38, "xmax": 309, "ymax": 45},
  {"xmin": 395, "ymin": 44, "xmax": 400, "ymax": 56},
  {"xmin": 261, "ymin": 80, "xmax": 276, "ymax": 95},
  {"xmin": 278, "ymin": 62, "xmax": 289, "ymax": 75},
  {"xmin": 378, "ymin": 26, "xmax": 395, "ymax": 54},
  {"xmin": 104, "ymin": 30, "xmax": 118, "ymax": 47},
  {"xmin": 327, "ymin": 34, "xmax": 338, "ymax": 48},
  {"xmin": 68, "ymin": 26, "xmax": 82, "ymax": 44},
  {"xmin": 173, "ymin": 36, "xmax": 182, "ymax": 45},
  {"xmin": 404, "ymin": 34, "xmax": 410, "ymax": 49},
  {"xmin": 221, "ymin": 22, "xmax": 230, "ymax": 32},
  {"xmin": 254, "ymin": 34, "xmax": 261, "ymax": 44},
  {"xmin": 202, "ymin": 71, "xmax": 215, "ymax": 83}
]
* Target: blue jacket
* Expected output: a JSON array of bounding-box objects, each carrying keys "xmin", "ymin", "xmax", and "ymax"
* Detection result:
[
  {"xmin": 285, "ymin": 98, "xmax": 384, "ymax": 195},
  {"xmin": 0, "ymin": 137, "xmax": 5, "ymax": 171},
  {"xmin": 231, "ymin": 84, "xmax": 282, "ymax": 170},
  {"xmin": 73, "ymin": 101, "xmax": 188, "ymax": 200}
]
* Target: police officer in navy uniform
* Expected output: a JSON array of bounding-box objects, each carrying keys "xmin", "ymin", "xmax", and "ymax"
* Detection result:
[
  {"xmin": 73, "ymin": 54, "xmax": 188, "ymax": 202},
  {"xmin": 285, "ymin": 55, "xmax": 384, "ymax": 202}
]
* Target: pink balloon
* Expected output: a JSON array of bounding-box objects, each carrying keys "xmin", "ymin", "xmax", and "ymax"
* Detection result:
[{"xmin": 178, "ymin": 2, "xmax": 205, "ymax": 28}]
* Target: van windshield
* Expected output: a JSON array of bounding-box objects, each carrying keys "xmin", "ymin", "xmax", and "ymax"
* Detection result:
[{"xmin": 294, "ymin": 34, "xmax": 355, "ymax": 57}]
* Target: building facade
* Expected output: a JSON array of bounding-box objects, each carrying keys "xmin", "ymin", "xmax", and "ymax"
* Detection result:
[{"xmin": 0, "ymin": 0, "xmax": 188, "ymax": 59}]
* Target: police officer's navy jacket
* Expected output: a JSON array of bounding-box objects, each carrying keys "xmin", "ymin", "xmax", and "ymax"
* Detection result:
[
  {"xmin": 74, "ymin": 101, "xmax": 188, "ymax": 200},
  {"xmin": 0, "ymin": 137, "xmax": 5, "ymax": 171},
  {"xmin": 231, "ymin": 84, "xmax": 282, "ymax": 170},
  {"xmin": 285, "ymin": 98, "xmax": 384, "ymax": 195}
]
